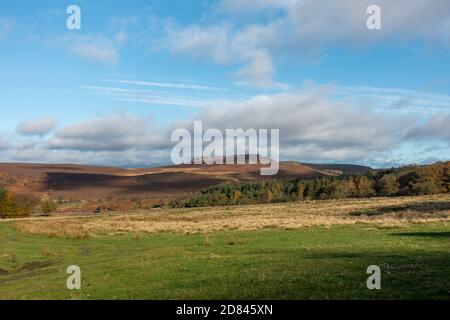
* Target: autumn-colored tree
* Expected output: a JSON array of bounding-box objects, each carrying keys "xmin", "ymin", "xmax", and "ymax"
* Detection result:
[
  {"xmin": 0, "ymin": 189, "xmax": 31, "ymax": 218},
  {"xmin": 356, "ymin": 176, "xmax": 376, "ymax": 197},
  {"xmin": 232, "ymin": 191, "xmax": 242, "ymax": 202},
  {"xmin": 442, "ymin": 167, "xmax": 450, "ymax": 192},
  {"xmin": 0, "ymin": 190, "xmax": 15, "ymax": 218},
  {"xmin": 376, "ymin": 174, "xmax": 400, "ymax": 196},
  {"xmin": 296, "ymin": 184, "xmax": 305, "ymax": 200},
  {"xmin": 410, "ymin": 173, "xmax": 441, "ymax": 195},
  {"xmin": 41, "ymin": 199, "xmax": 57, "ymax": 216},
  {"xmin": 329, "ymin": 180, "xmax": 352, "ymax": 199},
  {"xmin": 260, "ymin": 189, "xmax": 273, "ymax": 203}
]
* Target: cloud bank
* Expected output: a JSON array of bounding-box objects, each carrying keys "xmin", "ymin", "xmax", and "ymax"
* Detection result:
[
  {"xmin": 16, "ymin": 117, "xmax": 58, "ymax": 137},
  {"xmin": 2, "ymin": 86, "xmax": 449, "ymax": 167},
  {"xmin": 164, "ymin": 0, "xmax": 450, "ymax": 86}
]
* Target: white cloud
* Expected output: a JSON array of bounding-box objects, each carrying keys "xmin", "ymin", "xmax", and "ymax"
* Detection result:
[
  {"xmin": 106, "ymin": 79, "xmax": 226, "ymax": 91},
  {"xmin": 3, "ymin": 114, "xmax": 171, "ymax": 166},
  {"xmin": 55, "ymin": 34, "xmax": 118, "ymax": 65},
  {"xmin": 16, "ymin": 117, "xmax": 58, "ymax": 136},
  {"xmin": 165, "ymin": 24, "xmax": 231, "ymax": 63},
  {"xmin": 16, "ymin": 139, "xmax": 39, "ymax": 151},
  {"xmin": 268, "ymin": 0, "xmax": 450, "ymax": 49},
  {"xmin": 217, "ymin": 0, "xmax": 294, "ymax": 14},
  {"xmin": 196, "ymin": 87, "xmax": 416, "ymax": 162},
  {"xmin": 82, "ymin": 85, "xmax": 243, "ymax": 108},
  {"xmin": 333, "ymin": 85, "xmax": 450, "ymax": 114},
  {"xmin": 407, "ymin": 113, "xmax": 450, "ymax": 143},
  {"xmin": 163, "ymin": 0, "xmax": 450, "ymax": 87},
  {"xmin": 0, "ymin": 17, "xmax": 13, "ymax": 39},
  {"xmin": 0, "ymin": 136, "xmax": 10, "ymax": 151},
  {"xmin": 234, "ymin": 51, "xmax": 274, "ymax": 87},
  {"xmin": 48, "ymin": 113, "xmax": 169, "ymax": 152},
  {"xmin": 5, "ymin": 145, "xmax": 170, "ymax": 167},
  {"xmin": 164, "ymin": 23, "xmax": 277, "ymax": 87}
]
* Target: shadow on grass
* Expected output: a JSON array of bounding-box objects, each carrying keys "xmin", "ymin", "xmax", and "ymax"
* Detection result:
[
  {"xmin": 391, "ymin": 231, "xmax": 450, "ymax": 239},
  {"xmin": 349, "ymin": 201, "xmax": 450, "ymax": 217},
  {"xmin": 295, "ymin": 249, "xmax": 450, "ymax": 298}
]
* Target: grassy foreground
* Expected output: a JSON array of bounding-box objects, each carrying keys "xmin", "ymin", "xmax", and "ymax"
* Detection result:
[{"xmin": 0, "ymin": 219, "xmax": 449, "ymax": 299}]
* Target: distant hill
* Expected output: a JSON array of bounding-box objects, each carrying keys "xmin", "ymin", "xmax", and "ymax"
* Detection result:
[
  {"xmin": 0, "ymin": 161, "xmax": 372, "ymax": 205},
  {"xmin": 4, "ymin": 160, "xmax": 449, "ymax": 213},
  {"xmin": 300, "ymin": 163, "xmax": 372, "ymax": 175}
]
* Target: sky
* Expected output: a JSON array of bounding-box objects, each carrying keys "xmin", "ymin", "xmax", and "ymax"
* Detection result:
[{"xmin": 0, "ymin": 0, "xmax": 449, "ymax": 168}]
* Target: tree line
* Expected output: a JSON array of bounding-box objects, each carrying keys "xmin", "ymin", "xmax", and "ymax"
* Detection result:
[
  {"xmin": 172, "ymin": 161, "xmax": 450, "ymax": 208},
  {"xmin": 0, "ymin": 189, "xmax": 57, "ymax": 219}
]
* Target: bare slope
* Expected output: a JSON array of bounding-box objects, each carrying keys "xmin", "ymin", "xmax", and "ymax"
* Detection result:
[{"xmin": 0, "ymin": 162, "xmax": 371, "ymax": 201}]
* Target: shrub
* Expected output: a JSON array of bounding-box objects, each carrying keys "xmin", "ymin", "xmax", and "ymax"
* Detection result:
[
  {"xmin": 376, "ymin": 174, "xmax": 400, "ymax": 196},
  {"xmin": 0, "ymin": 189, "xmax": 31, "ymax": 218},
  {"xmin": 356, "ymin": 176, "xmax": 376, "ymax": 197},
  {"xmin": 14, "ymin": 194, "xmax": 39, "ymax": 211},
  {"xmin": 41, "ymin": 199, "xmax": 58, "ymax": 216},
  {"xmin": 411, "ymin": 181, "xmax": 441, "ymax": 195}
]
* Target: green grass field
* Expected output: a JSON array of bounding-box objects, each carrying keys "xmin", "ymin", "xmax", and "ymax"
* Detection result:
[{"xmin": 0, "ymin": 220, "xmax": 449, "ymax": 300}]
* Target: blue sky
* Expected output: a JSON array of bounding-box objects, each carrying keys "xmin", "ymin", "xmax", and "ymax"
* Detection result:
[{"xmin": 0, "ymin": 0, "xmax": 449, "ymax": 167}]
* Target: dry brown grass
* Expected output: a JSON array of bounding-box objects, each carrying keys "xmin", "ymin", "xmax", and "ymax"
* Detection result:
[{"xmin": 11, "ymin": 194, "xmax": 450, "ymax": 238}]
